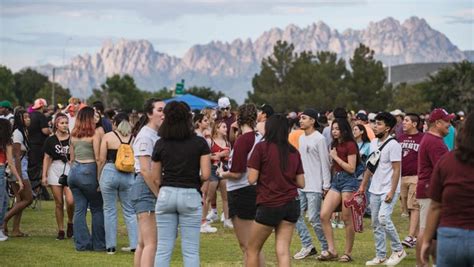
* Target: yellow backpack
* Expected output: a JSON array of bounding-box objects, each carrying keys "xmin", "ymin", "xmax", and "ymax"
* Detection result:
[{"xmin": 113, "ymin": 131, "xmax": 135, "ymax": 173}]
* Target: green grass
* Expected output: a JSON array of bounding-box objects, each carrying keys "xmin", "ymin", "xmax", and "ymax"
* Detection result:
[{"xmin": 1, "ymin": 197, "xmax": 416, "ymax": 266}]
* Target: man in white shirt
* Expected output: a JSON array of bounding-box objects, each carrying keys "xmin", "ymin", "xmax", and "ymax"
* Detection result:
[
  {"xmin": 0, "ymin": 100, "xmax": 14, "ymax": 125},
  {"xmin": 293, "ymin": 108, "xmax": 331, "ymax": 260},
  {"xmin": 359, "ymin": 112, "xmax": 406, "ymax": 266}
]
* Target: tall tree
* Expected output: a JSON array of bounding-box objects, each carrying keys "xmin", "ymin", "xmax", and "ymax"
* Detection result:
[
  {"xmin": 389, "ymin": 82, "xmax": 432, "ymax": 114},
  {"xmin": 35, "ymin": 82, "xmax": 72, "ymax": 106},
  {"xmin": 0, "ymin": 65, "xmax": 17, "ymax": 104},
  {"xmin": 348, "ymin": 44, "xmax": 388, "ymax": 111},
  {"xmin": 13, "ymin": 68, "xmax": 49, "ymax": 106}
]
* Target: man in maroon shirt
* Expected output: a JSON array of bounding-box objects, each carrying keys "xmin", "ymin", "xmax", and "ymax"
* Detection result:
[
  {"xmin": 416, "ymin": 108, "xmax": 453, "ymax": 267},
  {"xmin": 398, "ymin": 113, "xmax": 424, "ymax": 248}
]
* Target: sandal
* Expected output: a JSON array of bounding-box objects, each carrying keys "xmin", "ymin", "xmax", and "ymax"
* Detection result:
[
  {"xmin": 339, "ymin": 254, "xmax": 353, "ymax": 262},
  {"xmin": 317, "ymin": 250, "xmax": 338, "ymax": 261}
]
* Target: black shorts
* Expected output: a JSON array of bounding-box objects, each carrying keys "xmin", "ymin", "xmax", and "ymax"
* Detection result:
[
  {"xmin": 255, "ymin": 199, "xmax": 300, "ymax": 228},
  {"xmin": 228, "ymin": 185, "xmax": 257, "ymax": 220}
]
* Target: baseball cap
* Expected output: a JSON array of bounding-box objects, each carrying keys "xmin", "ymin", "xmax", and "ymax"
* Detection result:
[
  {"xmin": 0, "ymin": 100, "xmax": 13, "ymax": 109},
  {"xmin": 428, "ymin": 108, "xmax": 455, "ymax": 123},
  {"xmin": 302, "ymin": 108, "xmax": 319, "ymax": 121},
  {"xmin": 368, "ymin": 113, "xmax": 376, "ymax": 122},
  {"xmin": 259, "ymin": 104, "xmax": 274, "ymax": 117},
  {"xmin": 217, "ymin": 97, "xmax": 230, "ymax": 109},
  {"xmin": 32, "ymin": 98, "xmax": 47, "ymax": 110},
  {"xmin": 355, "ymin": 112, "xmax": 368, "ymax": 122}
]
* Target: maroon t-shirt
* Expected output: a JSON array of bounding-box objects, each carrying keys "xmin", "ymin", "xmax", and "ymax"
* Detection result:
[
  {"xmin": 333, "ymin": 141, "xmax": 358, "ymax": 172},
  {"xmin": 248, "ymin": 141, "xmax": 304, "ymax": 207},
  {"xmin": 397, "ymin": 132, "xmax": 424, "ymax": 176},
  {"xmin": 430, "ymin": 151, "xmax": 474, "ymax": 230},
  {"xmin": 417, "ymin": 132, "xmax": 448, "ymax": 199},
  {"xmin": 229, "ymin": 131, "xmax": 256, "ymax": 173}
]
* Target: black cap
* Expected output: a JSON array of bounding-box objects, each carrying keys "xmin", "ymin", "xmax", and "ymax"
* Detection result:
[
  {"xmin": 259, "ymin": 104, "xmax": 274, "ymax": 118},
  {"xmin": 302, "ymin": 108, "xmax": 319, "ymax": 120},
  {"xmin": 356, "ymin": 113, "xmax": 368, "ymax": 122}
]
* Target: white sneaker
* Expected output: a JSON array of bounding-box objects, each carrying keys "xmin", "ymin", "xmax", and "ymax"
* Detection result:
[
  {"xmin": 337, "ymin": 221, "xmax": 345, "ymax": 229},
  {"xmin": 385, "ymin": 250, "xmax": 407, "ymax": 266},
  {"xmin": 121, "ymin": 247, "xmax": 136, "ymax": 252},
  {"xmin": 293, "ymin": 245, "xmax": 317, "ymax": 260},
  {"xmin": 220, "ymin": 212, "xmax": 225, "ymax": 222},
  {"xmin": 200, "ymin": 222, "xmax": 217, "ymax": 233},
  {"xmin": 223, "ymin": 219, "xmax": 234, "ymax": 229},
  {"xmin": 331, "ymin": 220, "xmax": 337, "ymax": 229},
  {"xmin": 366, "ymin": 257, "xmax": 387, "ymax": 265},
  {"xmin": 0, "ymin": 230, "xmax": 8, "ymax": 241},
  {"xmin": 206, "ymin": 211, "xmax": 218, "ymax": 223}
]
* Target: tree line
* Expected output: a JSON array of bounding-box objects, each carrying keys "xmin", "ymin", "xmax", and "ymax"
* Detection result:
[{"xmin": 1, "ymin": 41, "xmax": 473, "ymax": 113}]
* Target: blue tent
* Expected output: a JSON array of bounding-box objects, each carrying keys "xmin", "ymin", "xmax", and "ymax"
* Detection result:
[{"xmin": 164, "ymin": 94, "xmax": 218, "ymax": 110}]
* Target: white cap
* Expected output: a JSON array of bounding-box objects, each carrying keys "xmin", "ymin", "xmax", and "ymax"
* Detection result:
[
  {"xmin": 390, "ymin": 109, "xmax": 405, "ymax": 117},
  {"xmin": 357, "ymin": 110, "xmax": 367, "ymax": 115},
  {"xmin": 218, "ymin": 97, "xmax": 230, "ymax": 108},
  {"xmin": 368, "ymin": 112, "xmax": 376, "ymax": 121},
  {"xmin": 457, "ymin": 111, "xmax": 465, "ymax": 116}
]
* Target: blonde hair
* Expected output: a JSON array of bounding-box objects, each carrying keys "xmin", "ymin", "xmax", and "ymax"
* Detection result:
[{"xmin": 114, "ymin": 113, "xmax": 132, "ymax": 136}]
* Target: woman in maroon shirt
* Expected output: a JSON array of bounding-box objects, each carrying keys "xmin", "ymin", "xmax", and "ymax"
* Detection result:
[
  {"xmin": 246, "ymin": 114, "xmax": 305, "ymax": 267},
  {"xmin": 421, "ymin": 111, "xmax": 474, "ymax": 267}
]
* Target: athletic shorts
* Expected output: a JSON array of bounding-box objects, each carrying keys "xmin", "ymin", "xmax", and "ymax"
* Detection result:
[
  {"xmin": 255, "ymin": 199, "xmax": 300, "ymax": 227},
  {"xmin": 228, "ymin": 185, "xmax": 257, "ymax": 220},
  {"xmin": 401, "ymin": 176, "xmax": 419, "ymax": 210}
]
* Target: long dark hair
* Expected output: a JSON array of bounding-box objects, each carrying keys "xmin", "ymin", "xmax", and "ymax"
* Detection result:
[
  {"xmin": 159, "ymin": 101, "xmax": 194, "ymax": 140},
  {"xmin": 332, "ymin": 118, "xmax": 360, "ymax": 165},
  {"xmin": 263, "ymin": 114, "xmax": 297, "ymax": 172},
  {"xmin": 132, "ymin": 98, "xmax": 161, "ymax": 137},
  {"xmin": 354, "ymin": 124, "xmax": 370, "ymax": 144},
  {"xmin": 0, "ymin": 119, "xmax": 12, "ymax": 150},
  {"xmin": 13, "ymin": 109, "xmax": 30, "ymax": 150},
  {"xmin": 455, "ymin": 111, "xmax": 474, "ymax": 165}
]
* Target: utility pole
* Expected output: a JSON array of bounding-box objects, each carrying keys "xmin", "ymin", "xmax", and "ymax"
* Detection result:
[{"xmin": 52, "ymin": 68, "xmax": 56, "ymax": 107}]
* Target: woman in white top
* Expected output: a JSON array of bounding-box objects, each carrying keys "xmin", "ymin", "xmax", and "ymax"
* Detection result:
[{"xmin": 4, "ymin": 109, "xmax": 33, "ymax": 237}]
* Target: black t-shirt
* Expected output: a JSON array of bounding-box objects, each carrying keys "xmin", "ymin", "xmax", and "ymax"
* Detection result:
[
  {"xmin": 152, "ymin": 135, "xmax": 211, "ymax": 190},
  {"xmin": 43, "ymin": 135, "xmax": 70, "ymax": 162},
  {"xmin": 28, "ymin": 111, "xmax": 49, "ymax": 145}
]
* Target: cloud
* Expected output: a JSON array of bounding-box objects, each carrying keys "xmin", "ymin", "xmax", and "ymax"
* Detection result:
[
  {"xmin": 1, "ymin": 0, "xmax": 366, "ymax": 23},
  {"xmin": 445, "ymin": 8, "xmax": 474, "ymax": 24}
]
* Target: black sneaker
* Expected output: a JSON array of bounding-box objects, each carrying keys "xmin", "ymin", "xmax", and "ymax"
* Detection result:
[
  {"xmin": 56, "ymin": 231, "xmax": 65, "ymax": 240},
  {"xmin": 106, "ymin": 247, "xmax": 116, "ymax": 255},
  {"xmin": 66, "ymin": 223, "xmax": 73, "ymax": 238}
]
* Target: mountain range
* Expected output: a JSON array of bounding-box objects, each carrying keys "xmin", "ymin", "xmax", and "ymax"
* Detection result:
[{"xmin": 34, "ymin": 16, "xmax": 467, "ymax": 102}]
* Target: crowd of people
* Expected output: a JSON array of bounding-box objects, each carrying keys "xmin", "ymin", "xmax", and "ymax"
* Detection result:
[{"xmin": 0, "ymin": 95, "xmax": 472, "ymax": 267}]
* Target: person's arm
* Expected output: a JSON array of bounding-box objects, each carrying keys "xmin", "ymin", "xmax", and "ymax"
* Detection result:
[
  {"xmin": 97, "ymin": 134, "xmax": 108, "ymax": 181},
  {"xmin": 139, "ymin": 156, "xmax": 159, "ymax": 196},
  {"xmin": 296, "ymin": 174, "xmax": 305, "ymax": 189},
  {"xmin": 247, "ymin": 168, "xmax": 259, "ymax": 185},
  {"xmin": 200, "ymin": 154, "xmax": 211, "ymax": 182},
  {"xmin": 42, "ymin": 154, "xmax": 53, "ymax": 186},
  {"xmin": 358, "ymin": 169, "xmax": 372, "ymax": 194},
  {"xmin": 385, "ymin": 161, "xmax": 401, "ymax": 203},
  {"xmin": 421, "ymin": 200, "xmax": 441, "ymax": 265},
  {"xmin": 330, "ymin": 149, "xmax": 357, "ymax": 174},
  {"xmin": 69, "ymin": 141, "xmax": 75, "ymax": 163},
  {"xmin": 93, "ymin": 134, "xmax": 101, "ymax": 181},
  {"xmin": 41, "ymin": 127, "xmax": 52, "ymax": 136},
  {"xmin": 12, "ymin": 142, "xmax": 23, "ymax": 180},
  {"xmin": 150, "ymin": 160, "xmax": 161, "ymax": 197},
  {"xmin": 6, "ymin": 145, "xmax": 23, "ymax": 191},
  {"xmin": 318, "ymin": 139, "xmax": 332, "ymax": 190}
]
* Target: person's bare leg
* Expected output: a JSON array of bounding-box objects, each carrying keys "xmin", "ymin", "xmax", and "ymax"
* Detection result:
[
  {"xmin": 320, "ymin": 190, "xmax": 342, "ymax": 255},
  {"xmin": 51, "ymin": 185, "xmax": 65, "ymax": 231},
  {"xmin": 6, "ymin": 181, "xmax": 32, "ymax": 235},
  {"xmin": 232, "ymin": 217, "xmax": 265, "ymax": 265},
  {"xmin": 64, "ymin": 187, "xmax": 74, "ymax": 223},
  {"xmin": 219, "ymin": 180, "xmax": 229, "ymax": 219},
  {"xmin": 274, "ymin": 220, "xmax": 296, "ymax": 267},
  {"xmin": 408, "ymin": 209, "xmax": 419, "ymax": 238},
  {"xmin": 135, "ymin": 212, "xmax": 157, "ymax": 267},
  {"xmin": 341, "ymin": 192, "xmax": 355, "ymax": 256},
  {"xmin": 246, "ymin": 221, "xmax": 273, "ymax": 267}
]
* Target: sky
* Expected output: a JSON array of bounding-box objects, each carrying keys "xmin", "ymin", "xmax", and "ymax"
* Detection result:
[{"xmin": 1, "ymin": 0, "xmax": 473, "ymax": 71}]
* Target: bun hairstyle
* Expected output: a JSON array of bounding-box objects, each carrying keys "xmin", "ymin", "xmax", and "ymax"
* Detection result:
[
  {"xmin": 131, "ymin": 98, "xmax": 162, "ymax": 137},
  {"xmin": 237, "ymin": 104, "xmax": 257, "ymax": 128},
  {"xmin": 193, "ymin": 113, "xmax": 206, "ymax": 129},
  {"xmin": 158, "ymin": 101, "xmax": 194, "ymax": 140}
]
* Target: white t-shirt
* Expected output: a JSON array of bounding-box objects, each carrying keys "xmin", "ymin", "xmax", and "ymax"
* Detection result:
[
  {"xmin": 133, "ymin": 125, "xmax": 159, "ymax": 173},
  {"xmin": 0, "ymin": 113, "xmax": 14, "ymax": 125},
  {"xmin": 368, "ymin": 138, "xmax": 402, "ymax": 195},
  {"xmin": 12, "ymin": 129, "xmax": 28, "ymax": 152},
  {"xmin": 298, "ymin": 130, "xmax": 331, "ymax": 193}
]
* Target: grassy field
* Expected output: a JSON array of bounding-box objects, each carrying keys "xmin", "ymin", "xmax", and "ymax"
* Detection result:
[{"xmin": 1, "ymin": 197, "xmax": 416, "ymax": 266}]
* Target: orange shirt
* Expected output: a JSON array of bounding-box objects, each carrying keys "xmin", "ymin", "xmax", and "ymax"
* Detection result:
[
  {"xmin": 364, "ymin": 124, "xmax": 376, "ymax": 141},
  {"xmin": 288, "ymin": 129, "xmax": 305, "ymax": 150}
]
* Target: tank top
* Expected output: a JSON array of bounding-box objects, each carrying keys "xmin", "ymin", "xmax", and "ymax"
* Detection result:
[
  {"xmin": 72, "ymin": 140, "xmax": 95, "ymax": 161},
  {"xmin": 210, "ymin": 139, "xmax": 230, "ymax": 166},
  {"xmin": 0, "ymin": 148, "xmax": 6, "ymax": 164}
]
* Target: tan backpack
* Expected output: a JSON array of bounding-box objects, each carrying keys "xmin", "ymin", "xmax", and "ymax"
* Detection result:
[{"xmin": 113, "ymin": 131, "xmax": 135, "ymax": 173}]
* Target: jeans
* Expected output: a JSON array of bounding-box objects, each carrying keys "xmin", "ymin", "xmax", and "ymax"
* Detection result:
[
  {"xmin": 295, "ymin": 190, "xmax": 328, "ymax": 251},
  {"xmin": 370, "ymin": 192, "xmax": 403, "ymax": 259},
  {"xmin": 155, "ymin": 186, "xmax": 202, "ymax": 267},
  {"xmin": 437, "ymin": 227, "xmax": 474, "ymax": 267},
  {"xmin": 99, "ymin": 163, "xmax": 137, "ymax": 250},
  {"xmin": 0, "ymin": 166, "xmax": 7, "ymax": 224},
  {"xmin": 68, "ymin": 161, "xmax": 105, "ymax": 251}
]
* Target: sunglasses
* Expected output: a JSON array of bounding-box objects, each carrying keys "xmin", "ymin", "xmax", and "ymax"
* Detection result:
[{"xmin": 220, "ymin": 107, "xmax": 230, "ymax": 111}]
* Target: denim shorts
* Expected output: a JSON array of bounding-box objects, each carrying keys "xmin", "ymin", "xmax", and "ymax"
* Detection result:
[
  {"xmin": 208, "ymin": 165, "xmax": 221, "ymax": 182},
  {"xmin": 330, "ymin": 171, "xmax": 359, "ymax": 193},
  {"xmin": 130, "ymin": 174, "xmax": 156, "ymax": 214},
  {"xmin": 255, "ymin": 198, "xmax": 300, "ymax": 227}
]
